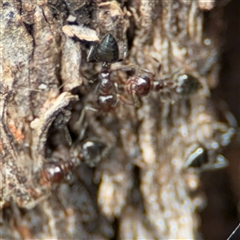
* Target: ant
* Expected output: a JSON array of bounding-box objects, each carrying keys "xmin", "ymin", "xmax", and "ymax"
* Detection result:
[
  {"xmin": 39, "ymin": 139, "xmax": 107, "ymax": 186},
  {"xmin": 95, "ymin": 62, "xmax": 119, "ymax": 112},
  {"xmin": 183, "ymin": 106, "xmax": 236, "ymax": 171},
  {"xmin": 112, "ymin": 64, "xmax": 202, "ymax": 106},
  {"xmin": 87, "ymin": 33, "xmax": 121, "ymax": 112},
  {"xmin": 39, "ymin": 159, "xmax": 77, "ymax": 186}
]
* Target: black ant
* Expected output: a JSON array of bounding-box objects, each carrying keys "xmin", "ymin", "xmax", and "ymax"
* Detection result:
[
  {"xmin": 87, "ymin": 33, "xmax": 121, "ymax": 112},
  {"xmin": 70, "ymin": 139, "xmax": 107, "ymax": 167},
  {"xmin": 183, "ymin": 104, "xmax": 236, "ymax": 171},
  {"xmin": 112, "ymin": 64, "xmax": 202, "ymax": 106},
  {"xmin": 95, "ymin": 62, "xmax": 119, "ymax": 112}
]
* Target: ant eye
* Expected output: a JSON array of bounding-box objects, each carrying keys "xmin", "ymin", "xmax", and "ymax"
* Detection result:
[
  {"xmin": 82, "ymin": 140, "xmax": 107, "ymax": 167},
  {"xmin": 176, "ymin": 74, "xmax": 202, "ymax": 96}
]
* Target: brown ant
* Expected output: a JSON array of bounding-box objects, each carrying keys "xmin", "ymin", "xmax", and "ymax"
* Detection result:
[
  {"xmin": 87, "ymin": 34, "xmax": 202, "ymax": 110},
  {"xmin": 87, "ymin": 33, "xmax": 119, "ymax": 63},
  {"xmin": 39, "ymin": 159, "xmax": 77, "ymax": 186},
  {"xmin": 112, "ymin": 64, "xmax": 202, "ymax": 106},
  {"xmin": 39, "ymin": 139, "xmax": 107, "ymax": 186},
  {"xmin": 90, "ymin": 63, "xmax": 201, "ymax": 111},
  {"xmin": 95, "ymin": 63, "xmax": 119, "ymax": 112}
]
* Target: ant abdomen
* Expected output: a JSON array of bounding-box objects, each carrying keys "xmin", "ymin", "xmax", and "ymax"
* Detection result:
[
  {"xmin": 96, "ymin": 34, "xmax": 119, "ymax": 63},
  {"xmin": 87, "ymin": 34, "xmax": 119, "ymax": 63},
  {"xmin": 39, "ymin": 160, "xmax": 76, "ymax": 186},
  {"xmin": 184, "ymin": 144, "xmax": 229, "ymax": 171}
]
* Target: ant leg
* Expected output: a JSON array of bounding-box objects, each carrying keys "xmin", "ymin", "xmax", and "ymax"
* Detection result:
[
  {"xmin": 85, "ymin": 105, "xmax": 99, "ymax": 112},
  {"xmin": 217, "ymin": 101, "xmax": 238, "ymax": 129},
  {"xmin": 71, "ymin": 107, "xmax": 93, "ymax": 141},
  {"xmin": 117, "ymin": 94, "xmax": 135, "ymax": 106},
  {"xmin": 132, "ymin": 91, "xmax": 141, "ymax": 107},
  {"xmin": 151, "ymin": 57, "xmax": 162, "ymax": 75},
  {"xmin": 117, "ymin": 93, "xmax": 141, "ymax": 107},
  {"xmin": 111, "ymin": 63, "xmax": 141, "ymax": 75}
]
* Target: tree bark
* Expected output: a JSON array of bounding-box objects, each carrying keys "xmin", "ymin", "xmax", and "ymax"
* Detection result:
[{"xmin": 0, "ymin": 0, "xmax": 236, "ymax": 239}]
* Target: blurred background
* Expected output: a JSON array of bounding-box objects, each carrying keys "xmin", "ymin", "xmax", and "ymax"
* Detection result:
[{"xmin": 201, "ymin": 0, "xmax": 240, "ymax": 239}]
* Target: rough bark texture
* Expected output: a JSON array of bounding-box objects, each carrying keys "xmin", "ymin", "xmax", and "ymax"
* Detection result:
[{"xmin": 0, "ymin": 0, "xmax": 239, "ymax": 239}]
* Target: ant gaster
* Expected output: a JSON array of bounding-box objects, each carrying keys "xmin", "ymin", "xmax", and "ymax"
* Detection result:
[
  {"xmin": 39, "ymin": 140, "xmax": 107, "ymax": 185},
  {"xmin": 39, "ymin": 160, "xmax": 76, "ymax": 186},
  {"xmin": 184, "ymin": 145, "xmax": 228, "ymax": 171}
]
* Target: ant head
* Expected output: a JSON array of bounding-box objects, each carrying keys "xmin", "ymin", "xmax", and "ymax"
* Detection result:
[
  {"xmin": 176, "ymin": 74, "xmax": 202, "ymax": 96},
  {"xmin": 82, "ymin": 140, "xmax": 107, "ymax": 167}
]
